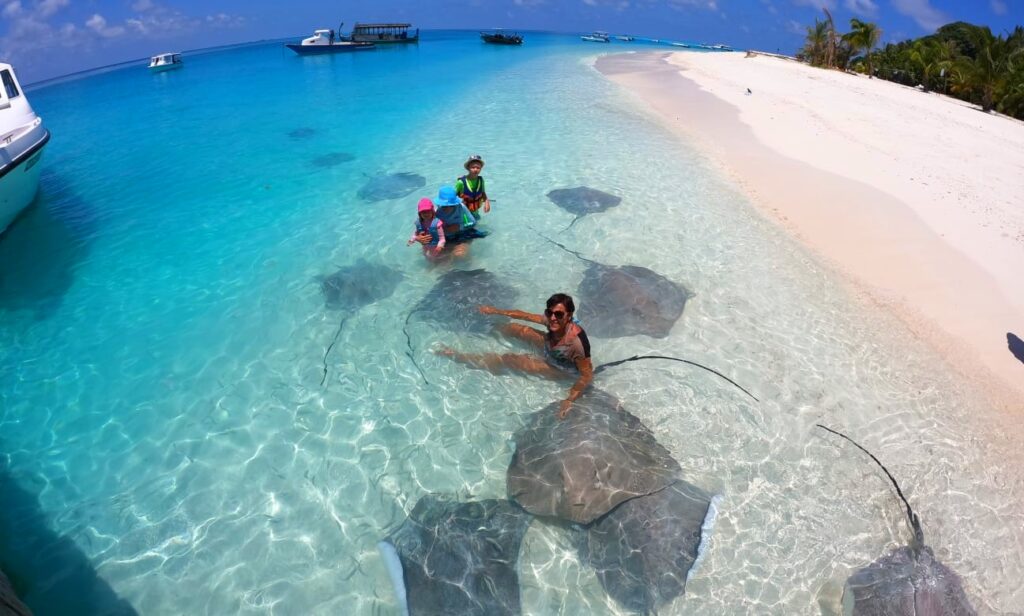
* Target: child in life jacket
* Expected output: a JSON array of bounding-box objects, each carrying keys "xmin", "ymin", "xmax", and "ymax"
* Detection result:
[
  {"xmin": 455, "ymin": 154, "xmax": 490, "ymax": 221},
  {"xmin": 407, "ymin": 197, "xmax": 446, "ymax": 259}
]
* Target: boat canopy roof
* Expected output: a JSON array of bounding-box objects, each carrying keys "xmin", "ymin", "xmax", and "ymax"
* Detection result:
[
  {"xmin": 353, "ymin": 23, "xmax": 412, "ymax": 31},
  {"xmin": 152, "ymin": 52, "xmax": 181, "ymax": 60}
]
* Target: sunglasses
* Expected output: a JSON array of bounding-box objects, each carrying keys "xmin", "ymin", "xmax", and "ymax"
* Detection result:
[{"xmin": 544, "ymin": 309, "xmax": 567, "ymax": 320}]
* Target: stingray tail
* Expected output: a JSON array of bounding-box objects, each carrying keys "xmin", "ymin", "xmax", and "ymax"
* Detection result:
[
  {"xmin": 530, "ymin": 226, "xmax": 594, "ymax": 264},
  {"xmin": 594, "ymin": 355, "xmax": 759, "ymax": 402},
  {"xmin": 562, "ymin": 216, "xmax": 581, "ymax": 232},
  {"xmin": 402, "ymin": 311, "xmax": 430, "ymax": 385},
  {"xmin": 321, "ymin": 315, "xmax": 350, "ymax": 387},
  {"xmin": 815, "ymin": 424, "xmax": 924, "ymax": 547}
]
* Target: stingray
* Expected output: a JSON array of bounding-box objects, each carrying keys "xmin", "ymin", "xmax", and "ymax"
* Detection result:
[
  {"xmin": 546, "ymin": 186, "xmax": 622, "ymax": 229},
  {"xmin": 577, "ymin": 481, "xmax": 720, "ymax": 614},
  {"xmin": 816, "ymin": 425, "xmax": 975, "ymax": 616},
  {"xmin": 378, "ymin": 495, "xmax": 533, "ymax": 616},
  {"xmin": 402, "ymin": 269, "xmax": 519, "ymax": 383},
  {"xmin": 310, "ymin": 152, "xmax": 356, "ymax": 168},
  {"xmin": 539, "ymin": 234, "xmax": 690, "ymax": 339},
  {"xmin": 356, "ymin": 172, "xmax": 426, "ymax": 203},
  {"xmin": 1008, "ymin": 332, "xmax": 1024, "ymax": 364},
  {"xmin": 315, "ymin": 260, "xmax": 402, "ymax": 386},
  {"xmin": 507, "ymin": 389, "xmax": 680, "ymax": 525},
  {"xmin": 288, "ymin": 127, "xmax": 316, "ymax": 139}
]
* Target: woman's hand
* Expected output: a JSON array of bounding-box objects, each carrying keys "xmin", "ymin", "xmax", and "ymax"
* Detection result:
[
  {"xmin": 478, "ymin": 305, "xmax": 499, "ymax": 315},
  {"xmin": 557, "ymin": 399, "xmax": 573, "ymax": 420}
]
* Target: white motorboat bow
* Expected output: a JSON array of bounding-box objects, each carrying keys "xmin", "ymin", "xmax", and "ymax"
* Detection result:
[{"xmin": 0, "ymin": 63, "xmax": 49, "ymax": 235}]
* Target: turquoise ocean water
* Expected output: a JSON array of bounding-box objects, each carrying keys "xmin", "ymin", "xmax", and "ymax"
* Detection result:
[{"xmin": 2, "ymin": 32, "xmax": 1023, "ymax": 614}]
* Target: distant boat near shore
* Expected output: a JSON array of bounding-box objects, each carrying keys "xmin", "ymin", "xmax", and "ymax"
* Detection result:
[
  {"xmin": 286, "ymin": 28, "xmax": 375, "ymax": 54},
  {"xmin": 616, "ymin": 35, "xmax": 635, "ymax": 42},
  {"xmin": 581, "ymin": 31, "xmax": 610, "ymax": 43},
  {"xmin": 481, "ymin": 30, "xmax": 523, "ymax": 45},
  {"xmin": 148, "ymin": 53, "xmax": 183, "ymax": 72}
]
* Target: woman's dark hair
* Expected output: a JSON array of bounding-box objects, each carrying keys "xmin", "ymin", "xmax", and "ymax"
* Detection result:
[{"xmin": 546, "ymin": 293, "xmax": 575, "ymax": 314}]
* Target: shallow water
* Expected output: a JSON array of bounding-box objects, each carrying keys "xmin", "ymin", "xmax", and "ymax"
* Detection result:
[{"xmin": 2, "ymin": 32, "xmax": 1022, "ymax": 615}]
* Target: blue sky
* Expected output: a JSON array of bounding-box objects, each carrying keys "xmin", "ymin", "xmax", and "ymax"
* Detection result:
[{"xmin": 1, "ymin": 0, "xmax": 1021, "ymax": 83}]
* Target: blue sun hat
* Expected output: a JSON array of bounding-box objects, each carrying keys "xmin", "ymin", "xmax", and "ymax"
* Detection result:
[{"xmin": 433, "ymin": 185, "xmax": 461, "ymax": 207}]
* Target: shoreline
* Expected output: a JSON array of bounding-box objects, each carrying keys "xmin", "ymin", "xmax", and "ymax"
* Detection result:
[{"xmin": 596, "ymin": 51, "xmax": 1024, "ymax": 411}]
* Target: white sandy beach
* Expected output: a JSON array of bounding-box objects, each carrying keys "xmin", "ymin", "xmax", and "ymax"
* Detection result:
[{"xmin": 598, "ymin": 51, "xmax": 1024, "ymax": 410}]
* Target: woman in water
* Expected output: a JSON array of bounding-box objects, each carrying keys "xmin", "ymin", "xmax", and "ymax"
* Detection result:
[{"xmin": 436, "ymin": 293, "xmax": 593, "ymax": 419}]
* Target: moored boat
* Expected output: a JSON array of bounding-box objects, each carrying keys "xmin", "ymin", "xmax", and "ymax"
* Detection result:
[
  {"xmin": 347, "ymin": 23, "xmax": 418, "ymax": 44},
  {"xmin": 0, "ymin": 63, "xmax": 49, "ymax": 235},
  {"xmin": 286, "ymin": 27, "xmax": 375, "ymax": 54},
  {"xmin": 148, "ymin": 52, "xmax": 183, "ymax": 72},
  {"xmin": 481, "ymin": 30, "xmax": 523, "ymax": 45},
  {"xmin": 615, "ymin": 35, "xmax": 635, "ymax": 42},
  {"xmin": 581, "ymin": 31, "xmax": 610, "ymax": 43}
]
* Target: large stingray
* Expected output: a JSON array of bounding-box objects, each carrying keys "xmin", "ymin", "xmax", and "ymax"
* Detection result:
[
  {"xmin": 315, "ymin": 260, "xmax": 402, "ymax": 385},
  {"xmin": 356, "ymin": 172, "xmax": 426, "ymax": 202},
  {"xmin": 310, "ymin": 152, "xmax": 355, "ymax": 168},
  {"xmin": 288, "ymin": 127, "xmax": 316, "ymax": 139},
  {"xmin": 540, "ymin": 235, "xmax": 691, "ymax": 339},
  {"xmin": 507, "ymin": 389, "xmax": 680, "ymax": 524},
  {"xmin": 402, "ymin": 268, "xmax": 519, "ymax": 382},
  {"xmin": 816, "ymin": 426, "xmax": 975, "ymax": 616},
  {"xmin": 547, "ymin": 186, "xmax": 622, "ymax": 229},
  {"xmin": 378, "ymin": 495, "xmax": 533, "ymax": 616},
  {"xmin": 577, "ymin": 481, "xmax": 719, "ymax": 614}
]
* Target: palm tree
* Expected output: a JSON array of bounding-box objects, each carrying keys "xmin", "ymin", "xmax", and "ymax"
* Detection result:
[
  {"xmin": 959, "ymin": 26, "xmax": 1021, "ymax": 112},
  {"xmin": 822, "ymin": 7, "xmax": 839, "ymax": 68},
  {"xmin": 843, "ymin": 19, "xmax": 882, "ymax": 77},
  {"xmin": 908, "ymin": 39, "xmax": 952, "ymax": 92},
  {"xmin": 802, "ymin": 19, "xmax": 829, "ymax": 66}
]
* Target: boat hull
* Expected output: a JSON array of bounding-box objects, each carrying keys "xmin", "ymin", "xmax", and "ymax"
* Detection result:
[
  {"xmin": 0, "ymin": 126, "xmax": 49, "ymax": 235},
  {"xmin": 149, "ymin": 63, "xmax": 182, "ymax": 73},
  {"xmin": 481, "ymin": 34, "xmax": 522, "ymax": 45},
  {"xmin": 580, "ymin": 36, "xmax": 610, "ymax": 43},
  {"xmin": 286, "ymin": 43, "xmax": 376, "ymax": 55}
]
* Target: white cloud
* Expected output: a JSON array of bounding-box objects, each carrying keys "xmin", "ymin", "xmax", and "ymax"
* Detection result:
[
  {"xmin": 791, "ymin": 0, "xmax": 837, "ymax": 9},
  {"xmin": 36, "ymin": 0, "xmax": 68, "ymax": 18},
  {"xmin": 2, "ymin": 1, "xmax": 22, "ymax": 18},
  {"xmin": 890, "ymin": 0, "xmax": 949, "ymax": 32},
  {"xmin": 668, "ymin": 0, "xmax": 720, "ymax": 8},
  {"xmin": 990, "ymin": 0, "xmax": 1007, "ymax": 15},
  {"xmin": 205, "ymin": 12, "xmax": 244, "ymax": 27},
  {"xmin": 845, "ymin": 0, "xmax": 877, "ymax": 15},
  {"xmin": 513, "ymin": 0, "xmax": 545, "ymax": 4},
  {"xmin": 86, "ymin": 13, "xmax": 125, "ymax": 37},
  {"xmin": 131, "ymin": 0, "xmax": 154, "ymax": 11}
]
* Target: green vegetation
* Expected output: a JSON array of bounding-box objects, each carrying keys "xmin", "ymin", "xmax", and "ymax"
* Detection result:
[{"xmin": 798, "ymin": 13, "xmax": 1024, "ymax": 119}]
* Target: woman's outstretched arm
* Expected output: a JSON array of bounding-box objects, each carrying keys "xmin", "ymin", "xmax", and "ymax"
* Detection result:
[{"xmin": 478, "ymin": 305, "xmax": 546, "ymax": 325}]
